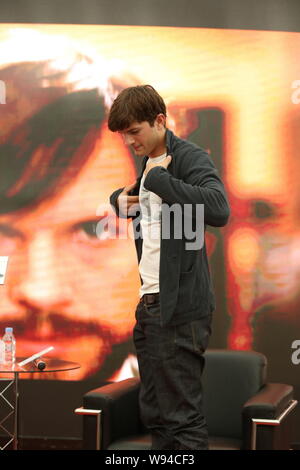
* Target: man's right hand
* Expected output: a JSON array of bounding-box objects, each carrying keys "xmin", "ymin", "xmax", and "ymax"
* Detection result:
[{"xmin": 117, "ymin": 182, "xmax": 140, "ymax": 216}]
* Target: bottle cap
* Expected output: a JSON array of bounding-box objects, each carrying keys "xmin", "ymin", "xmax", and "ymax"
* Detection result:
[{"xmin": 5, "ymin": 327, "xmax": 13, "ymax": 333}]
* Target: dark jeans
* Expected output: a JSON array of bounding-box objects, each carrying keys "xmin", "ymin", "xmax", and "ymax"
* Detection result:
[{"xmin": 133, "ymin": 299, "xmax": 212, "ymax": 450}]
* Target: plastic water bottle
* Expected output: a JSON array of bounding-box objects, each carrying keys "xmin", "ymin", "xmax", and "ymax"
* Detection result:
[{"xmin": 2, "ymin": 327, "xmax": 16, "ymax": 364}]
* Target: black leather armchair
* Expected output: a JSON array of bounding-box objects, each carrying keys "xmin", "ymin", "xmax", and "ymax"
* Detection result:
[{"xmin": 75, "ymin": 349, "xmax": 297, "ymax": 450}]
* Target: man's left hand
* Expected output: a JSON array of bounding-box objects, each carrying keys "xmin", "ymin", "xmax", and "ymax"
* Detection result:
[{"xmin": 144, "ymin": 155, "xmax": 172, "ymax": 177}]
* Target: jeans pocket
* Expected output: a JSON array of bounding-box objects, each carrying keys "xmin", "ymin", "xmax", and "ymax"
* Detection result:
[
  {"xmin": 190, "ymin": 316, "xmax": 212, "ymax": 354},
  {"xmin": 145, "ymin": 302, "xmax": 161, "ymax": 317}
]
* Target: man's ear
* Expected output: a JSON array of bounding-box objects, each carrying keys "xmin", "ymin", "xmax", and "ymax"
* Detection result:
[{"xmin": 155, "ymin": 113, "xmax": 166, "ymax": 130}]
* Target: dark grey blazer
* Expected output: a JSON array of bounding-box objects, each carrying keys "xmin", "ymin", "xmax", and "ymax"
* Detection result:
[{"xmin": 110, "ymin": 129, "xmax": 230, "ymax": 326}]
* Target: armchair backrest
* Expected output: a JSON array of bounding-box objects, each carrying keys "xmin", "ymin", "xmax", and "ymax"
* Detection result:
[{"xmin": 202, "ymin": 349, "xmax": 267, "ymax": 439}]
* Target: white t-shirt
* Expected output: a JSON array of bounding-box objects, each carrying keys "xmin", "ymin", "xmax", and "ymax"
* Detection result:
[{"xmin": 138, "ymin": 153, "xmax": 166, "ymax": 298}]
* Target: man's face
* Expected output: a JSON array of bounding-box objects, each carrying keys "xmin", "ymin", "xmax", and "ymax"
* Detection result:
[
  {"xmin": 0, "ymin": 125, "xmax": 139, "ymax": 380},
  {"xmin": 119, "ymin": 115, "xmax": 166, "ymax": 158}
]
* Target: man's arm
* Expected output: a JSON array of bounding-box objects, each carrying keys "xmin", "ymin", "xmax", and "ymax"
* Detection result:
[{"xmin": 143, "ymin": 149, "xmax": 230, "ymax": 227}]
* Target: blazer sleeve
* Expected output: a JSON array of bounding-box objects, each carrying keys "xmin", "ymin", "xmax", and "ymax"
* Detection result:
[
  {"xmin": 109, "ymin": 187, "xmax": 127, "ymax": 218},
  {"xmin": 143, "ymin": 148, "xmax": 230, "ymax": 227}
]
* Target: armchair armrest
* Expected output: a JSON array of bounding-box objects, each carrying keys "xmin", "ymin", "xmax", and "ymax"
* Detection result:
[
  {"xmin": 242, "ymin": 383, "xmax": 297, "ymax": 449},
  {"xmin": 77, "ymin": 377, "xmax": 141, "ymax": 450}
]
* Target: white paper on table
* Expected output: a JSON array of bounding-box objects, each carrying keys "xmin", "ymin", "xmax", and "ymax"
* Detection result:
[{"xmin": 0, "ymin": 256, "xmax": 9, "ymax": 285}]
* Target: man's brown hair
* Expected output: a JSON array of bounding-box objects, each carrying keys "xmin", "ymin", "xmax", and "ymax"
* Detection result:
[{"xmin": 108, "ymin": 85, "xmax": 166, "ymax": 131}]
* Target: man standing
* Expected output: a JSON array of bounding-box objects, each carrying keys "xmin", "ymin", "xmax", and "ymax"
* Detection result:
[{"xmin": 108, "ymin": 85, "xmax": 230, "ymax": 450}]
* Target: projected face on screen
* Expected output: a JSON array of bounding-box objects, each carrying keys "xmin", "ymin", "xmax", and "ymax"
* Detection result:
[{"xmin": 0, "ymin": 57, "xmax": 139, "ymax": 380}]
